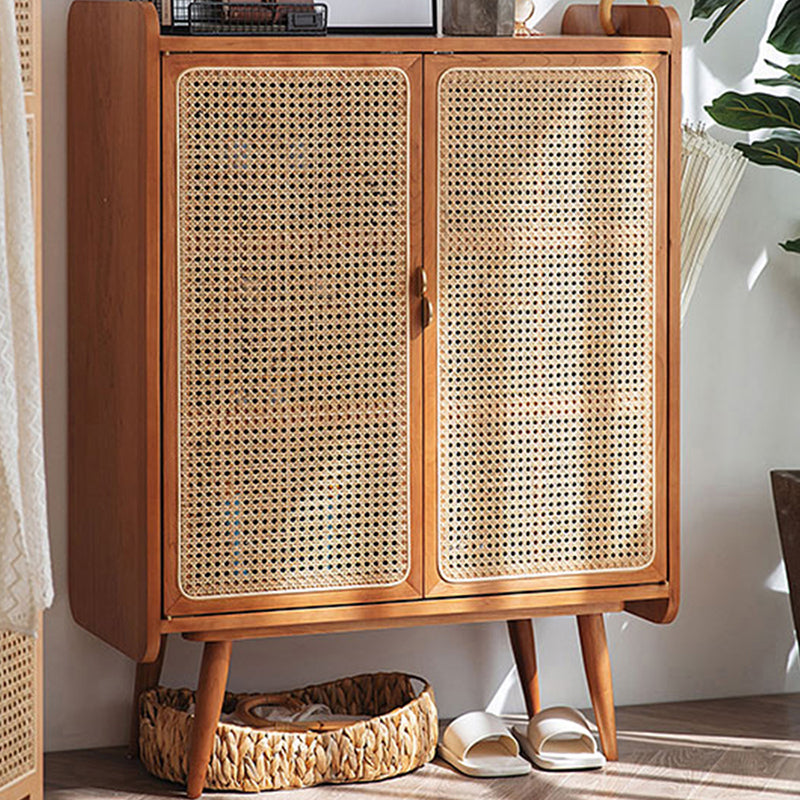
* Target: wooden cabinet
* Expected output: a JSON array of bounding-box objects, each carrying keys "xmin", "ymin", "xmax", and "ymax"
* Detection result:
[{"xmin": 68, "ymin": 2, "xmax": 680, "ymax": 794}]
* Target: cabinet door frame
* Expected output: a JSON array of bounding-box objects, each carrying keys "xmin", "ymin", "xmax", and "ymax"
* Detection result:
[
  {"xmin": 162, "ymin": 52, "xmax": 424, "ymax": 617},
  {"xmin": 423, "ymin": 52, "xmax": 672, "ymax": 599}
]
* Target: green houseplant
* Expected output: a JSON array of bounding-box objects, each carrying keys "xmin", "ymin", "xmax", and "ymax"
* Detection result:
[
  {"xmin": 693, "ymin": 0, "xmax": 800, "ymax": 252},
  {"xmin": 693, "ymin": 1, "xmax": 800, "ymax": 648}
]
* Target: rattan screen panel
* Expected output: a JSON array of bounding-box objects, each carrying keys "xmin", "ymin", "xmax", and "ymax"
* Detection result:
[
  {"xmin": 436, "ymin": 66, "xmax": 657, "ymax": 582},
  {"xmin": 0, "ymin": 631, "xmax": 35, "ymax": 788},
  {"xmin": 14, "ymin": 0, "xmax": 33, "ymax": 93},
  {"xmin": 175, "ymin": 66, "xmax": 411, "ymax": 599}
]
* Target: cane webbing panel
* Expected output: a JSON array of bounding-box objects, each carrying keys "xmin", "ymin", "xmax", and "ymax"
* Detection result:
[
  {"xmin": 176, "ymin": 66, "xmax": 411, "ymax": 598},
  {"xmin": 437, "ymin": 66, "xmax": 657, "ymax": 581},
  {"xmin": 14, "ymin": 0, "xmax": 33, "ymax": 93},
  {"xmin": 0, "ymin": 632, "xmax": 35, "ymax": 788}
]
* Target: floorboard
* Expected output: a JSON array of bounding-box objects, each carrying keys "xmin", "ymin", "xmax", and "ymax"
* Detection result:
[{"xmin": 45, "ymin": 694, "xmax": 800, "ymax": 800}]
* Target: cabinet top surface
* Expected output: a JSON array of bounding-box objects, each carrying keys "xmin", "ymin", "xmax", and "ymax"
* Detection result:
[{"xmin": 159, "ymin": 34, "xmax": 675, "ymax": 54}]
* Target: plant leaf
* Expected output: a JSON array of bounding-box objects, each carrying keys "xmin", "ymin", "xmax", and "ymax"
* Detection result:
[
  {"xmin": 735, "ymin": 134, "xmax": 800, "ymax": 173},
  {"xmin": 780, "ymin": 236, "xmax": 800, "ymax": 253},
  {"xmin": 701, "ymin": 0, "xmax": 750, "ymax": 42},
  {"xmin": 691, "ymin": 0, "xmax": 730, "ymax": 18},
  {"xmin": 766, "ymin": 59, "xmax": 800, "ymax": 79},
  {"xmin": 756, "ymin": 77, "xmax": 800, "ymax": 87},
  {"xmin": 757, "ymin": 59, "xmax": 800, "ymax": 88},
  {"xmin": 769, "ymin": 0, "xmax": 800, "ymax": 54},
  {"xmin": 706, "ymin": 92, "xmax": 800, "ymax": 131}
]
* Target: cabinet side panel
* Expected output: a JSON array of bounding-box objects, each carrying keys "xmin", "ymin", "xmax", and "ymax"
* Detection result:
[
  {"xmin": 626, "ymin": 13, "xmax": 681, "ymax": 623},
  {"xmin": 67, "ymin": 1, "xmax": 161, "ymax": 661},
  {"xmin": 561, "ymin": 4, "xmax": 678, "ymax": 37}
]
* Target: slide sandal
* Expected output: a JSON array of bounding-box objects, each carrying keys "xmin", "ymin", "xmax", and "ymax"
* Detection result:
[
  {"xmin": 438, "ymin": 711, "xmax": 532, "ymax": 778},
  {"xmin": 513, "ymin": 706, "xmax": 606, "ymax": 771}
]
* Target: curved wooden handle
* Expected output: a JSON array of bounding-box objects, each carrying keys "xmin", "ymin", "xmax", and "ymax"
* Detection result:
[
  {"xmin": 234, "ymin": 695, "xmax": 351, "ymax": 732},
  {"xmin": 599, "ymin": 0, "xmax": 661, "ymax": 35}
]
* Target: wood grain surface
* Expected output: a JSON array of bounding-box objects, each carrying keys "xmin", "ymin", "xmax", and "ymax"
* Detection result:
[
  {"xmin": 160, "ymin": 34, "xmax": 675, "ymax": 55},
  {"xmin": 67, "ymin": 0, "xmax": 162, "ymax": 662},
  {"xmin": 45, "ymin": 693, "xmax": 800, "ymax": 800},
  {"xmin": 507, "ymin": 619, "xmax": 540, "ymax": 717}
]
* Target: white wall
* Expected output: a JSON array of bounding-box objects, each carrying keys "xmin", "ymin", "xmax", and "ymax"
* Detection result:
[{"xmin": 42, "ymin": 0, "xmax": 800, "ymax": 752}]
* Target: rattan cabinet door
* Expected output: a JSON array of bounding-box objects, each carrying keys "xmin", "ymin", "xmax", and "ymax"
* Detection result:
[
  {"xmin": 162, "ymin": 54, "xmax": 423, "ymax": 616},
  {"xmin": 424, "ymin": 54, "xmax": 671, "ymax": 598},
  {"xmin": 14, "ymin": 0, "xmax": 34, "ymax": 94},
  {"xmin": 0, "ymin": 632, "xmax": 37, "ymax": 797}
]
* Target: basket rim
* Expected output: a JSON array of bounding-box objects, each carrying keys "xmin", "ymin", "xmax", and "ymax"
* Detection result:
[{"xmin": 141, "ymin": 671, "xmax": 434, "ymax": 738}]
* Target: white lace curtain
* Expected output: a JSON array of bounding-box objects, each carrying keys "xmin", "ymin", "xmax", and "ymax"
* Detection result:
[{"xmin": 0, "ymin": 0, "xmax": 52, "ymax": 635}]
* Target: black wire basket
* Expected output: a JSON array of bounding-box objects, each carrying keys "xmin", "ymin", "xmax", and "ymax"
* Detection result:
[{"xmin": 186, "ymin": 1, "xmax": 327, "ymax": 34}]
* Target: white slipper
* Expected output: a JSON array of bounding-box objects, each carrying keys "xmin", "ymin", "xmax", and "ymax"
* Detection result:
[
  {"xmin": 513, "ymin": 707, "xmax": 606, "ymax": 771},
  {"xmin": 438, "ymin": 711, "xmax": 532, "ymax": 778}
]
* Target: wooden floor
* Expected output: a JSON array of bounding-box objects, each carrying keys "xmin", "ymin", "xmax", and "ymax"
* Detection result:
[{"xmin": 45, "ymin": 694, "xmax": 800, "ymax": 800}]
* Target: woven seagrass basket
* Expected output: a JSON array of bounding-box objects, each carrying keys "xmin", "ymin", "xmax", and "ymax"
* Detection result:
[{"xmin": 139, "ymin": 672, "xmax": 438, "ymax": 792}]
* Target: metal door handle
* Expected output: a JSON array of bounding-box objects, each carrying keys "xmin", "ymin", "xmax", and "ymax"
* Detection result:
[{"xmin": 422, "ymin": 297, "xmax": 434, "ymax": 328}]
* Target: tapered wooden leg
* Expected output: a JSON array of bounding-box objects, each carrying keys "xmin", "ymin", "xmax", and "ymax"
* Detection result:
[
  {"xmin": 186, "ymin": 640, "xmax": 232, "ymax": 799},
  {"xmin": 577, "ymin": 614, "xmax": 618, "ymax": 761},
  {"xmin": 128, "ymin": 634, "xmax": 168, "ymax": 759},
  {"xmin": 507, "ymin": 619, "xmax": 541, "ymax": 717}
]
